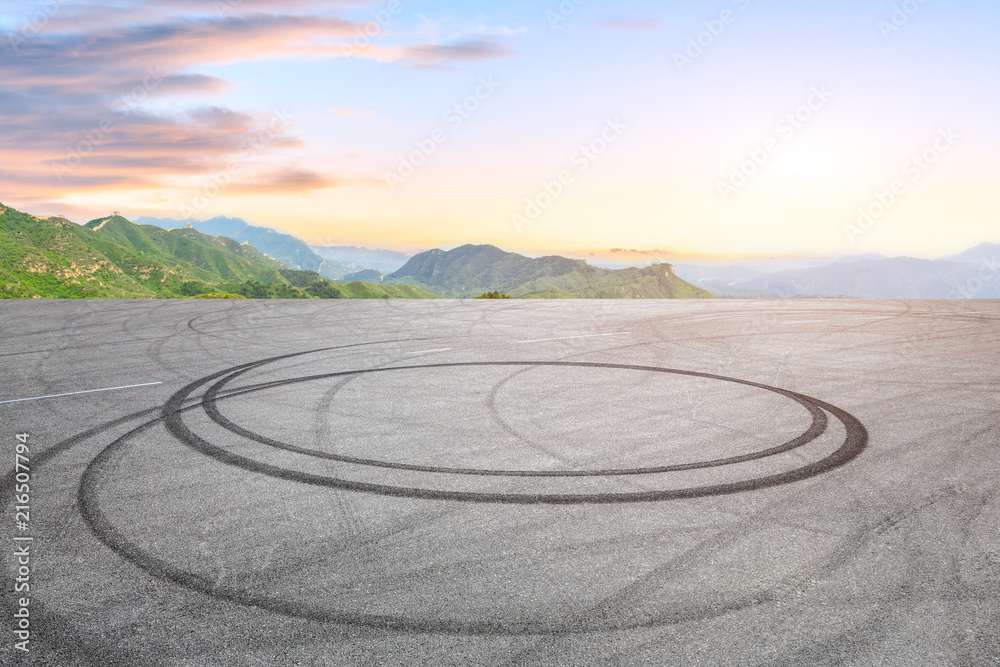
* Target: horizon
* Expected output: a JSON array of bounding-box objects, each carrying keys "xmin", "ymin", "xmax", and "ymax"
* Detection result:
[
  {"xmin": 2, "ymin": 1, "xmax": 998, "ymax": 260},
  {"xmin": 12, "ymin": 201, "xmax": 996, "ymax": 269}
]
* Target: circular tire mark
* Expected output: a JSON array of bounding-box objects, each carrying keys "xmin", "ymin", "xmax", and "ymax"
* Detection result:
[
  {"xmin": 201, "ymin": 361, "xmax": 829, "ymax": 477},
  {"xmin": 163, "ymin": 357, "xmax": 867, "ymax": 504},
  {"xmin": 78, "ymin": 348, "xmax": 870, "ymax": 635}
]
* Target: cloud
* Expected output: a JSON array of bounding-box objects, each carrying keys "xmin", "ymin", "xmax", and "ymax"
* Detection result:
[
  {"xmin": 395, "ymin": 38, "xmax": 515, "ymax": 67},
  {"xmin": 330, "ymin": 107, "xmax": 364, "ymax": 117},
  {"xmin": 0, "ymin": 166, "xmax": 159, "ymax": 195},
  {"xmin": 223, "ymin": 168, "xmax": 382, "ymax": 195},
  {"xmin": 3, "ymin": 14, "xmax": 358, "ymax": 91},
  {"xmin": 609, "ymin": 248, "xmax": 671, "ymax": 256},
  {"xmin": 7, "ymin": 0, "xmax": 364, "ymax": 33},
  {"xmin": 0, "ymin": 92, "xmax": 306, "ymax": 200},
  {"xmin": 3, "ymin": 12, "xmax": 514, "ymax": 86},
  {"xmin": 0, "ymin": 4, "xmax": 515, "ymax": 203},
  {"xmin": 460, "ymin": 23, "xmax": 530, "ymax": 38},
  {"xmin": 329, "ymin": 107, "xmax": 391, "ymax": 122},
  {"xmin": 157, "ymin": 73, "xmax": 235, "ymax": 96},
  {"xmin": 225, "ymin": 168, "xmax": 344, "ymax": 195}
]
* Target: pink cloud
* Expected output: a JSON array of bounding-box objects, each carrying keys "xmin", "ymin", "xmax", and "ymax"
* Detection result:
[
  {"xmin": 225, "ymin": 168, "xmax": 351, "ymax": 195},
  {"xmin": 0, "ymin": 6, "xmax": 515, "ymax": 202}
]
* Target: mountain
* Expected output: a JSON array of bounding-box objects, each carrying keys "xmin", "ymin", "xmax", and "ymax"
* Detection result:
[
  {"xmin": 310, "ymin": 245, "xmax": 414, "ymax": 274},
  {"xmin": 1, "ymin": 206, "xmax": 283, "ymax": 298},
  {"xmin": 707, "ymin": 255, "xmax": 999, "ymax": 299},
  {"xmin": 386, "ymin": 245, "xmax": 714, "ymax": 299},
  {"xmin": 946, "ymin": 242, "xmax": 1000, "ymax": 266},
  {"xmin": 671, "ymin": 263, "xmax": 766, "ymax": 290},
  {"xmin": 834, "ymin": 253, "xmax": 890, "ymax": 264},
  {"xmin": 0, "ymin": 203, "xmax": 438, "ymax": 299},
  {"xmin": 136, "ymin": 216, "xmax": 365, "ymax": 280},
  {"xmin": 343, "ymin": 269, "xmax": 386, "ymax": 283},
  {"xmin": 670, "ymin": 256, "xmax": 862, "ymax": 293},
  {"xmin": 671, "ymin": 244, "xmax": 1000, "ymax": 299},
  {"xmin": 276, "ymin": 269, "xmax": 438, "ymax": 300}
]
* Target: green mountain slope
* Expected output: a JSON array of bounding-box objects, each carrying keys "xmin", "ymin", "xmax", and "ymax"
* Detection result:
[
  {"xmin": 82, "ymin": 214, "xmax": 290, "ymax": 287},
  {"xmin": 0, "ymin": 203, "xmax": 438, "ymax": 299},
  {"xmin": 0, "ymin": 207, "xmax": 174, "ymax": 298},
  {"xmin": 135, "ymin": 216, "xmax": 367, "ymax": 280},
  {"xmin": 388, "ymin": 245, "xmax": 714, "ymax": 299},
  {"xmin": 277, "ymin": 270, "xmax": 438, "ymax": 299}
]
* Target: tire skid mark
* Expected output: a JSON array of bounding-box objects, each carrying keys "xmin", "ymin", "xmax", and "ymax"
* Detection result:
[
  {"xmin": 70, "ymin": 347, "xmax": 869, "ymax": 635},
  {"xmin": 195, "ymin": 361, "xmax": 834, "ymax": 482},
  {"xmin": 484, "ymin": 365, "xmax": 582, "ymax": 469}
]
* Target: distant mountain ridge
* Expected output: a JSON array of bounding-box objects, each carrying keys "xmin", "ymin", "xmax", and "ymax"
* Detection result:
[
  {"xmin": 733, "ymin": 257, "xmax": 981, "ymax": 299},
  {"xmin": 136, "ymin": 216, "xmax": 370, "ymax": 280},
  {"xmin": 0, "ymin": 204, "xmax": 438, "ymax": 299},
  {"xmin": 1, "ymin": 207, "xmax": 285, "ymax": 298},
  {"xmin": 386, "ymin": 244, "xmax": 715, "ymax": 299},
  {"xmin": 343, "ymin": 269, "xmax": 386, "ymax": 283},
  {"xmin": 673, "ymin": 243, "xmax": 1000, "ymax": 299},
  {"xmin": 946, "ymin": 242, "xmax": 1000, "ymax": 267},
  {"xmin": 10, "ymin": 202, "xmax": 996, "ymax": 300},
  {"xmin": 310, "ymin": 245, "xmax": 414, "ymax": 274}
]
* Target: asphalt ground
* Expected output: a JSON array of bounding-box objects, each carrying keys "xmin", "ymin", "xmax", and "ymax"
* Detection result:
[{"xmin": 1, "ymin": 299, "xmax": 998, "ymax": 665}]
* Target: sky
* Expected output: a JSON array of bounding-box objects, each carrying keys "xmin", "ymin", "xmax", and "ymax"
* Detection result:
[{"xmin": 1, "ymin": 0, "xmax": 998, "ymax": 262}]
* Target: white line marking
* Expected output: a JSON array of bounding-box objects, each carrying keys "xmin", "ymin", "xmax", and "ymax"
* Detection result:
[
  {"xmin": 0, "ymin": 382, "xmax": 163, "ymax": 405},
  {"xmin": 781, "ymin": 320, "xmax": 826, "ymax": 325},
  {"xmin": 404, "ymin": 348, "xmax": 452, "ymax": 355},
  {"xmin": 516, "ymin": 333, "xmax": 632, "ymax": 344}
]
